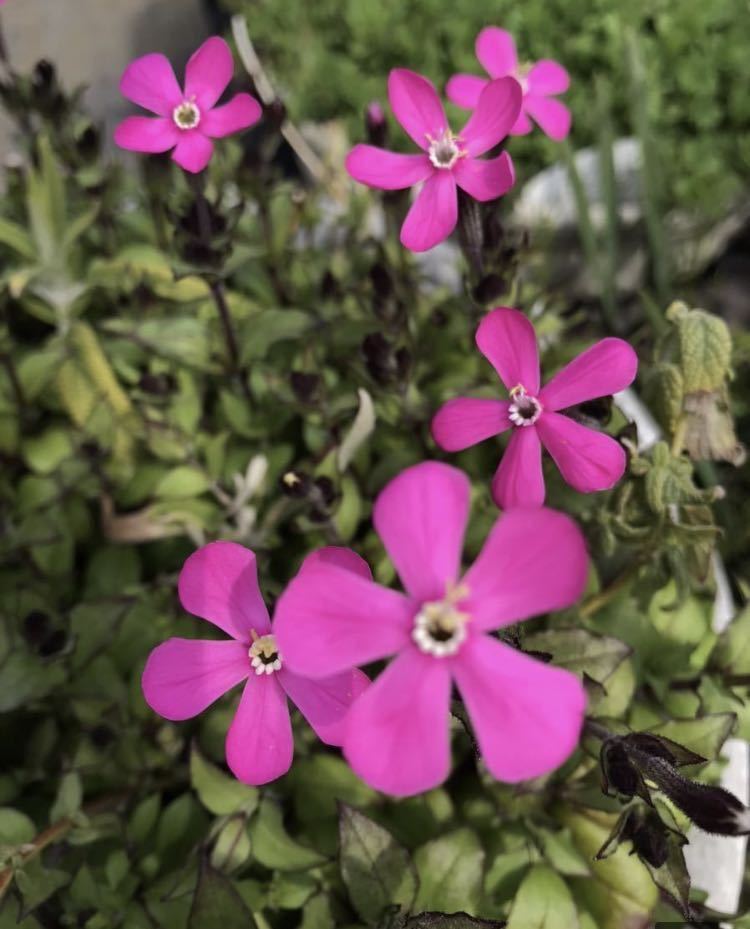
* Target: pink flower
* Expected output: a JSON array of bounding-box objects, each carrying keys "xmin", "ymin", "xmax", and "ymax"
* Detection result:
[
  {"xmin": 447, "ymin": 27, "xmax": 572, "ymax": 141},
  {"xmin": 142, "ymin": 542, "xmax": 369, "ymax": 785},
  {"xmin": 345, "ymin": 69, "xmax": 521, "ymax": 252},
  {"xmin": 114, "ymin": 37, "xmax": 262, "ymax": 174},
  {"xmin": 432, "ymin": 308, "xmax": 638, "ymax": 509},
  {"xmin": 273, "ymin": 462, "xmax": 588, "ymax": 797}
]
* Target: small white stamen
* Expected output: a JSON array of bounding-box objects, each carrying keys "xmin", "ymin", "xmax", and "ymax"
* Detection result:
[
  {"xmin": 412, "ymin": 583, "xmax": 470, "ymax": 658},
  {"xmin": 427, "ymin": 130, "xmax": 464, "ymax": 170},
  {"xmin": 508, "ymin": 385, "xmax": 542, "ymax": 427},
  {"xmin": 173, "ymin": 99, "xmax": 201, "ymax": 130},
  {"xmin": 248, "ymin": 630, "xmax": 282, "ymax": 675}
]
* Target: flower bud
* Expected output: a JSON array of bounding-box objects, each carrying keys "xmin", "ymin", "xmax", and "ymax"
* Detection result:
[{"xmin": 365, "ymin": 102, "xmax": 388, "ymax": 148}]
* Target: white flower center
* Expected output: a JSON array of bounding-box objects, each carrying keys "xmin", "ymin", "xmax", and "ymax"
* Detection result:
[
  {"xmin": 412, "ymin": 584, "xmax": 470, "ymax": 658},
  {"xmin": 248, "ymin": 630, "xmax": 282, "ymax": 675},
  {"xmin": 509, "ymin": 385, "xmax": 542, "ymax": 427},
  {"xmin": 427, "ymin": 130, "xmax": 464, "ymax": 170},
  {"xmin": 514, "ymin": 63, "xmax": 532, "ymax": 96},
  {"xmin": 173, "ymin": 99, "xmax": 201, "ymax": 130}
]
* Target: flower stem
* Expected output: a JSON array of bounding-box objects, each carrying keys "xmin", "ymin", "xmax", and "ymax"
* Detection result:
[{"xmin": 457, "ymin": 190, "xmax": 484, "ymax": 280}]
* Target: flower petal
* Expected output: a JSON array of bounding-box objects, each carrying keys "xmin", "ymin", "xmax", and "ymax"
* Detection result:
[
  {"xmin": 142, "ymin": 638, "xmax": 249, "ymax": 721},
  {"xmin": 297, "ymin": 546, "xmax": 373, "ymax": 581},
  {"xmin": 475, "ymin": 27, "xmax": 518, "ymax": 78},
  {"xmin": 491, "ymin": 426, "xmax": 545, "ymax": 509},
  {"xmin": 119, "ymin": 53, "xmax": 182, "ymax": 116},
  {"xmin": 400, "ymin": 170, "xmax": 457, "ymax": 252},
  {"xmin": 476, "ymin": 307, "xmax": 540, "ymax": 393},
  {"xmin": 172, "ymin": 133, "xmax": 214, "ymax": 173},
  {"xmin": 539, "ymin": 338, "xmax": 639, "ymax": 411},
  {"xmin": 114, "ymin": 116, "xmax": 178, "ymax": 153},
  {"xmin": 345, "ymin": 144, "xmax": 433, "ymax": 190},
  {"xmin": 374, "ymin": 461, "xmax": 470, "ymax": 602},
  {"xmin": 511, "ymin": 110, "xmax": 534, "ymax": 135},
  {"xmin": 445, "ymin": 74, "xmax": 488, "ymax": 110},
  {"xmin": 387, "ymin": 68, "xmax": 448, "ymax": 151},
  {"xmin": 202, "ymin": 93, "xmax": 262, "ymax": 138},
  {"xmin": 526, "ymin": 60, "xmax": 570, "ymax": 95},
  {"xmin": 453, "ymin": 151, "xmax": 515, "ymax": 202},
  {"xmin": 454, "ymin": 634, "xmax": 586, "ymax": 782},
  {"xmin": 432, "ymin": 397, "xmax": 511, "ymax": 451},
  {"xmin": 461, "ymin": 78, "xmax": 522, "ymax": 156},
  {"xmin": 184, "ymin": 36, "xmax": 234, "ymax": 110},
  {"xmin": 523, "ymin": 95, "xmax": 572, "ymax": 141},
  {"xmin": 178, "ymin": 542, "xmax": 270, "ymax": 642},
  {"xmin": 463, "ymin": 506, "xmax": 588, "ymax": 631},
  {"xmin": 344, "ymin": 648, "xmax": 452, "ymax": 796},
  {"xmin": 273, "ymin": 564, "xmax": 413, "ymax": 678},
  {"xmin": 226, "ymin": 675, "xmax": 293, "ymax": 785},
  {"xmin": 536, "ymin": 412, "xmax": 627, "ymax": 493},
  {"xmin": 279, "ymin": 668, "xmax": 370, "ymax": 746}
]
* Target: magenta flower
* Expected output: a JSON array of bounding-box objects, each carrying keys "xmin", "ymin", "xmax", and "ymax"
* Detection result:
[
  {"xmin": 345, "ymin": 69, "xmax": 521, "ymax": 252},
  {"xmin": 447, "ymin": 27, "xmax": 571, "ymax": 141},
  {"xmin": 274, "ymin": 462, "xmax": 588, "ymax": 797},
  {"xmin": 432, "ymin": 308, "xmax": 638, "ymax": 509},
  {"xmin": 142, "ymin": 542, "xmax": 369, "ymax": 785},
  {"xmin": 114, "ymin": 37, "xmax": 262, "ymax": 174}
]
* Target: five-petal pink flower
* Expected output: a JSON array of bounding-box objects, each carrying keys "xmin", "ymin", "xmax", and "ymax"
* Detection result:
[
  {"xmin": 432, "ymin": 308, "xmax": 638, "ymax": 509},
  {"xmin": 345, "ymin": 68, "xmax": 521, "ymax": 252},
  {"xmin": 447, "ymin": 27, "xmax": 571, "ymax": 141},
  {"xmin": 114, "ymin": 36, "xmax": 262, "ymax": 173},
  {"xmin": 142, "ymin": 542, "xmax": 369, "ymax": 785},
  {"xmin": 274, "ymin": 461, "xmax": 588, "ymax": 797}
]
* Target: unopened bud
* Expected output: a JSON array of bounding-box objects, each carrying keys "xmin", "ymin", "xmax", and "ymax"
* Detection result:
[{"xmin": 365, "ymin": 101, "xmax": 388, "ymax": 147}]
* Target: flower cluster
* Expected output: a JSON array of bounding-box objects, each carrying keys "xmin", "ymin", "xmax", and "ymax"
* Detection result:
[{"xmin": 132, "ymin": 30, "xmax": 638, "ymax": 796}]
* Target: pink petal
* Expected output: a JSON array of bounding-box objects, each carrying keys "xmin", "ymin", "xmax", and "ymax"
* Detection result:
[
  {"xmin": 445, "ymin": 74, "xmax": 488, "ymax": 110},
  {"xmin": 476, "ymin": 307, "xmax": 540, "ymax": 393},
  {"xmin": 526, "ymin": 60, "xmax": 570, "ymax": 96},
  {"xmin": 184, "ymin": 36, "xmax": 234, "ymax": 111},
  {"xmin": 453, "ymin": 151, "xmax": 515, "ymax": 202},
  {"xmin": 178, "ymin": 542, "xmax": 271, "ymax": 642},
  {"xmin": 463, "ymin": 506, "xmax": 588, "ymax": 631},
  {"xmin": 511, "ymin": 110, "xmax": 534, "ymax": 135},
  {"xmin": 345, "ymin": 144, "xmax": 433, "ymax": 190},
  {"xmin": 523, "ymin": 95, "xmax": 572, "ymax": 141},
  {"xmin": 273, "ymin": 563, "xmax": 413, "ymax": 678},
  {"xmin": 432, "ymin": 397, "xmax": 511, "ymax": 451},
  {"xmin": 461, "ymin": 78, "xmax": 522, "ymax": 156},
  {"xmin": 373, "ymin": 461, "xmax": 469, "ymax": 602},
  {"xmin": 119, "ymin": 52, "xmax": 182, "ymax": 116},
  {"xmin": 400, "ymin": 170, "xmax": 457, "ymax": 252},
  {"xmin": 226, "ymin": 675, "xmax": 293, "ymax": 785},
  {"xmin": 202, "ymin": 93, "xmax": 262, "ymax": 138},
  {"xmin": 114, "ymin": 116, "xmax": 178, "ymax": 153},
  {"xmin": 387, "ymin": 68, "xmax": 448, "ymax": 151},
  {"xmin": 491, "ymin": 426, "xmax": 545, "ymax": 509},
  {"xmin": 539, "ymin": 338, "xmax": 639, "ymax": 411},
  {"xmin": 172, "ymin": 133, "xmax": 214, "ymax": 173},
  {"xmin": 475, "ymin": 27, "xmax": 518, "ymax": 78},
  {"xmin": 536, "ymin": 413, "xmax": 627, "ymax": 494},
  {"xmin": 279, "ymin": 668, "xmax": 370, "ymax": 746},
  {"xmin": 142, "ymin": 638, "xmax": 249, "ymax": 721},
  {"xmin": 297, "ymin": 546, "xmax": 373, "ymax": 581},
  {"xmin": 343, "ymin": 648, "xmax": 452, "ymax": 796},
  {"xmin": 454, "ymin": 634, "xmax": 586, "ymax": 782}
]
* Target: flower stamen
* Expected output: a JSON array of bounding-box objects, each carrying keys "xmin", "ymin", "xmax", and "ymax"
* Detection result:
[
  {"xmin": 509, "ymin": 385, "xmax": 542, "ymax": 427},
  {"xmin": 412, "ymin": 582, "xmax": 470, "ymax": 658},
  {"xmin": 249, "ymin": 629, "xmax": 282, "ymax": 675},
  {"xmin": 427, "ymin": 129, "xmax": 465, "ymax": 170},
  {"xmin": 173, "ymin": 99, "xmax": 201, "ymax": 130}
]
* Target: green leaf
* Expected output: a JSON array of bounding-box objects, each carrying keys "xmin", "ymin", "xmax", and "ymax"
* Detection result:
[
  {"xmin": 506, "ymin": 865, "xmax": 577, "ymax": 929},
  {"xmin": 523, "ymin": 629, "xmax": 631, "ymax": 684},
  {"xmin": 155, "ymin": 466, "xmax": 210, "ymax": 498},
  {"xmin": 188, "ymin": 861, "xmax": 258, "ymax": 929},
  {"xmin": 22, "ymin": 428, "xmax": 73, "ymax": 474},
  {"xmin": 249, "ymin": 799, "xmax": 325, "ymax": 871},
  {"xmin": 241, "ymin": 309, "xmax": 312, "ymax": 362},
  {"xmin": 532, "ymin": 826, "xmax": 591, "ymax": 878},
  {"xmin": 190, "ymin": 746, "xmax": 259, "ymax": 816},
  {"xmin": 50, "ymin": 771, "xmax": 82, "ymax": 822},
  {"xmin": 290, "ymin": 755, "xmax": 378, "ymax": 822},
  {"xmin": 339, "ymin": 804, "xmax": 417, "ymax": 925},
  {"xmin": 404, "ymin": 916, "xmax": 506, "ymax": 929},
  {"xmin": 413, "ymin": 828, "xmax": 484, "ymax": 915},
  {"xmin": 268, "ymin": 870, "xmax": 318, "ymax": 909},
  {"xmin": 648, "ymin": 713, "xmax": 736, "ymax": 763},
  {"xmin": 712, "ymin": 603, "xmax": 750, "ymax": 675},
  {"xmin": 15, "ymin": 859, "xmax": 69, "ymax": 915},
  {"xmin": 0, "ymin": 216, "xmax": 36, "ymax": 261},
  {"xmin": 0, "ymin": 807, "xmax": 36, "ymax": 845},
  {"xmin": 210, "ymin": 815, "xmax": 252, "ymax": 873}
]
